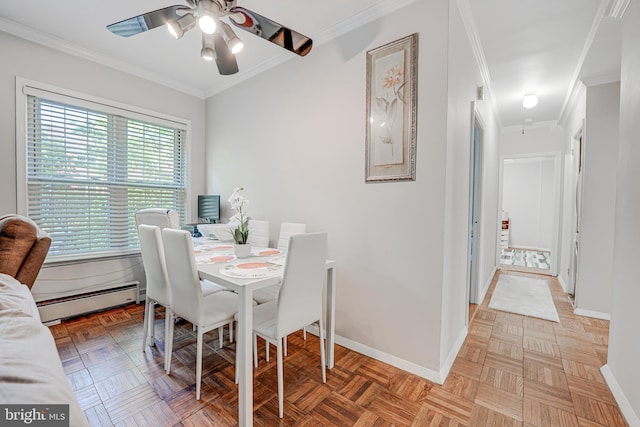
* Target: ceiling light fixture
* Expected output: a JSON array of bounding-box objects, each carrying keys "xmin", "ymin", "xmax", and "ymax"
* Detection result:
[
  {"xmin": 221, "ymin": 22, "xmax": 244, "ymax": 54},
  {"xmin": 197, "ymin": 0, "xmax": 219, "ymax": 35},
  {"xmin": 108, "ymin": 0, "xmax": 314, "ymax": 75},
  {"xmin": 523, "ymin": 92, "xmax": 539, "ymax": 109},
  {"xmin": 201, "ymin": 33, "xmax": 216, "ymax": 61},
  {"xmin": 167, "ymin": 13, "xmax": 196, "ymax": 39}
]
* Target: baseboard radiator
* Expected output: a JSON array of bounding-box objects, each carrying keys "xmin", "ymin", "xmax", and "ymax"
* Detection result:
[{"xmin": 36, "ymin": 281, "xmax": 140, "ymax": 323}]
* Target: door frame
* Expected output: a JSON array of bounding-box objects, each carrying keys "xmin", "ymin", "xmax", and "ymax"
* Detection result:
[
  {"xmin": 497, "ymin": 151, "xmax": 562, "ymax": 277},
  {"xmin": 568, "ymin": 122, "xmax": 585, "ymax": 298},
  {"xmin": 466, "ymin": 101, "xmax": 485, "ymax": 322}
]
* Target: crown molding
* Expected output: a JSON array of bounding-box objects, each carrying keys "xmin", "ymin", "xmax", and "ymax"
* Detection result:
[
  {"xmin": 558, "ymin": 80, "xmax": 586, "ymax": 128},
  {"xmin": 207, "ymin": 0, "xmax": 420, "ymax": 97},
  {"xmin": 557, "ymin": 0, "xmax": 609, "ymax": 125},
  {"xmin": 313, "ymin": 0, "xmax": 419, "ymax": 46},
  {"xmin": 581, "ymin": 72, "xmax": 620, "ymax": 87},
  {"xmin": 455, "ymin": 0, "xmax": 502, "ymax": 129},
  {"xmin": 0, "ymin": 17, "xmax": 206, "ymax": 99}
]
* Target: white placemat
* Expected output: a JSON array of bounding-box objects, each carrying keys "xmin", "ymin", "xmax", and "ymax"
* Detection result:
[
  {"xmin": 220, "ymin": 262, "xmax": 283, "ymax": 279},
  {"xmin": 195, "ymin": 254, "xmax": 236, "ymax": 264}
]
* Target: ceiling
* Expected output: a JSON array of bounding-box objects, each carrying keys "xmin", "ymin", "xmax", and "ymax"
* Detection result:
[{"xmin": 0, "ymin": 0, "xmax": 621, "ymax": 128}]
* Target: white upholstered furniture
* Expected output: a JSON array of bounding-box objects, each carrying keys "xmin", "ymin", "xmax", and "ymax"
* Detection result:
[
  {"xmin": 162, "ymin": 228, "xmax": 241, "ymax": 400},
  {"xmin": 137, "ymin": 224, "xmax": 173, "ymax": 370},
  {"xmin": 252, "ymin": 222, "xmax": 306, "ymax": 305},
  {"xmin": 136, "ymin": 209, "xmax": 226, "ymax": 364},
  {"xmin": 252, "ymin": 232, "xmax": 328, "ymax": 417},
  {"xmin": 0, "ymin": 273, "xmax": 88, "ymax": 426},
  {"xmin": 276, "ymin": 222, "xmax": 307, "ymax": 251},
  {"xmin": 135, "ymin": 208, "xmax": 179, "ymax": 358},
  {"xmin": 135, "ymin": 207, "xmax": 180, "ymax": 230}
]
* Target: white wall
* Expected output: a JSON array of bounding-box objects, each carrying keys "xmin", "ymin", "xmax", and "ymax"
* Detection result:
[
  {"xmin": 0, "ymin": 32, "xmax": 206, "ymax": 299},
  {"xmin": 574, "ymin": 82, "xmax": 620, "ymax": 316},
  {"xmin": 206, "ymin": 0, "xmax": 450, "ymax": 378},
  {"xmin": 442, "ymin": 0, "xmax": 500, "ymax": 370},
  {"xmin": 605, "ymin": 1, "xmax": 640, "ymax": 423},
  {"xmin": 501, "ymin": 125, "xmax": 564, "ymax": 157},
  {"xmin": 502, "ymin": 158, "xmax": 555, "ymax": 250}
]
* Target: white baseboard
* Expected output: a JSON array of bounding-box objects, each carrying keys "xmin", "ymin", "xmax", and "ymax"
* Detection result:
[
  {"xmin": 601, "ymin": 364, "xmax": 640, "ymax": 426},
  {"xmin": 438, "ymin": 327, "xmax": 468, "ymax": 383},
  {"xmin": 478, "ymin": 267, "xmax": 497, "ymax": 305},
  {"xmin": 306, "ymin": 326, "xmax": 445, "ymax": 384},
  {"xmin": 557, "ymin": 274, "xmax": 568, "ymax": 293},
  {"xmin": 573, "ymin": 307, "xmax": 610, "ymax": 320}
]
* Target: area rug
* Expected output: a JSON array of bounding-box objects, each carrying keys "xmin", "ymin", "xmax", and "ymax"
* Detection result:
[{"xmin": 489, "ymin": 275, "xmax": 559, "ymax": 322}]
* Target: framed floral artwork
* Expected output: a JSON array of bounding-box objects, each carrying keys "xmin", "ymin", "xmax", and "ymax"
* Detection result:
[{"xmin": 365, "ymin": 33, "xmax": 418, "ymax": 182}]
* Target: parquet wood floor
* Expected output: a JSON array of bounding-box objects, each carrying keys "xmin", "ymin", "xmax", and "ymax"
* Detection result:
[{"xmin": 51, "ymin": 270, "xmax": 628, "ymax": 426}]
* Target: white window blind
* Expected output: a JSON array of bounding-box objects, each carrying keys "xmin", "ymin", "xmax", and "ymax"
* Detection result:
[{"xmin": 25, "ymin": 93, "xmax": 186, "ymax": 260}]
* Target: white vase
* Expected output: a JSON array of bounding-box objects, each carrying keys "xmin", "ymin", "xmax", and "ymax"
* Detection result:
[{"xmin": 234, "ymin": 243, "xmax": 251, "ymax": 258}]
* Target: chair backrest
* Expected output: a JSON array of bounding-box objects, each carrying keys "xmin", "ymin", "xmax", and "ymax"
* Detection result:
[
  {"xmin": 247, "ymin": 219, "xmax": 270, "ymax": 248},
  {"xmin": 135, "ymin": 208, "xmax": 180, "ymax": 230},
  {"xmin": 137, "ymin": 225, "xmax": 171, "ymax": 306},
  {"xmin": 162, "ymin": 228, "xmax": 203, "ymax": 325},
  {"xmin": 276, "ymin": 232, "xmax": 327, "ymax": 338},
  {"xmin": 277, "ymin": 222, "xmax": 307, "ymax": 251},
  {"xmin": 135, "ymin": 209, "xmax": 179, "ymax": 305},
  {"xmin": 0, "ymin": 214, "xmax": 51, "ymax": 289}
]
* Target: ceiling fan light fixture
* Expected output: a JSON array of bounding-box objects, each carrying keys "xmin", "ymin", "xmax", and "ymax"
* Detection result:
[
  {"xmin": 201, "ymin": 33, "xmax": 216, "ymax": 61},
  {"xmin": 221, "ymin": 22, "xmax": 243, "ymax": 54},
  {"xmin": 523, "ymin": 92, "xmax": 539, "ymax": 109},
  {"xmin": 106, "ymin": 0, "xmax": 313, "ymax": 76},
  {"xmin": 167, "ymin": 13, "xmax": 195, "ymax": 39},
  {"xmin": 199, "ymin": 15, "xmax": 217, "ymax": 34},
  {"xmin": 229, "ymin": 38, "xmax": 244, "ymax": 54},
  {"xmin": 197, "ymin": 0, "xmax": 219, "ymax": 34},
  {"xmin": 201, "ymin": 46, "xmax": 216, "ymax": 61}
]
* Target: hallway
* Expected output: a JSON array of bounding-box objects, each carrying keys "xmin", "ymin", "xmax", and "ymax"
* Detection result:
[{"xmin": 459, "ymin": 269, "xmax": 626, "ymax": 425}]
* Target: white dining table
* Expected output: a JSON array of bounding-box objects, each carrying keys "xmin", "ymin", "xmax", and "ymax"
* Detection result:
[{"xmin": 193, "ymin": 239, "xmax": 336, "ymax": 427}]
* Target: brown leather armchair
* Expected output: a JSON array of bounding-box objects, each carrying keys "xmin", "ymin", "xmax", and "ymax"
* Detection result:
[{"xmin": 0, "ymin": 214, "xmax": 51, "ymax": 289}]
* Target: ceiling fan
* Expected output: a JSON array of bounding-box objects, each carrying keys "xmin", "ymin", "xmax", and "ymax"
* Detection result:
[{"xmin": 106, "ymin": 0, "xmax": 313, "ymax": 75}]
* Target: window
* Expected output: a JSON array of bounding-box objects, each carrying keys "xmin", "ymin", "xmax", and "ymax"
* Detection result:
[{"xmin": 19, "ymin": 82, "xmax": 188, "ymax": 261}]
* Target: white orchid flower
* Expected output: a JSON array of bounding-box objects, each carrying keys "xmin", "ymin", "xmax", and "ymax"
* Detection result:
[{"xmin": 226, "ymin": 187, "xmax": 250, "ymax": 244}]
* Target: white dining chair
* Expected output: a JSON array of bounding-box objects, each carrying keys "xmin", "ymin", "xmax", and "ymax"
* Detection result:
[
  {"xmin": 136, "ymin": 208, "xmax": 227, "ymax": 354},
  {"xmin": 135, "ymin": 208, "xmax": 180, "ymax": 230},
  {"xmin": 162, "ymin": 228, "xmax": 241, "ymax": 400},
  {"xmin": 137, "ymin": 225, "xmax": 173, "ymax": 370},
  {"xmin": 255, "ymin": 222, "xmax": 309, "ymax": 359},
  {"xmin": 135, "ymin": 208, "xmax": 179, "ymax": 364},
  {"xmin": 251, "ymin": 231, "xmax": 327, "ymax": 418},
  {"xmin": 247, "ymin": 219, "xmax": 270, "ymax": 248},
  {"xmin": 277, "ymin": 222, "xmax": 307, "ymax": 251}
]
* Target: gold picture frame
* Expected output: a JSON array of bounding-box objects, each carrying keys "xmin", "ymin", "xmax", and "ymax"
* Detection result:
[{"xmin": 365, "ymin": 33, "xmax": 418, "ymax": 182}]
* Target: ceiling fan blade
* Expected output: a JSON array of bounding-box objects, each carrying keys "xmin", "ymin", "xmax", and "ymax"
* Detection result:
[
  {"xmin": 228, "ymin": 6, "xmax": 313, "ymax": 56},
  {"xmin": 107, "ymin": 6, "xmax": 187, "ymax": 37},
  {"xmin": 213, "ymin": 33, "xmax": 239, "ymax": 75}
]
